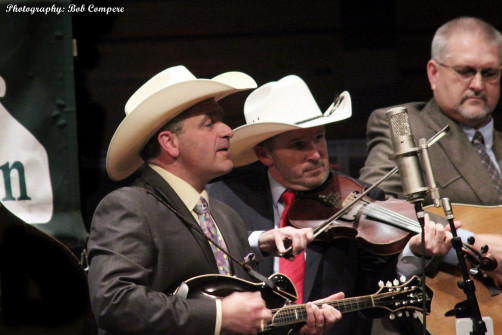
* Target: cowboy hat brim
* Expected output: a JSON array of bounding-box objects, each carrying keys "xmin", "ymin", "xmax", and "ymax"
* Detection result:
[
  {"xmin": 107, "ymin": 73, "xmax": 256, "ymax": 181},
  {"xmin": 230, "ymin": 91, "xmax": 352, "ymax": 167}
]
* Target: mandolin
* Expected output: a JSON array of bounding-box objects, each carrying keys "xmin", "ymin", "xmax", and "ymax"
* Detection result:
[
  {"xmin": 174, "ymin": 273, "xmax": 432, "ymax": 334},
  {"xmin": 421, "ymin": 204, "xmax": 502, "ymax": 335}
]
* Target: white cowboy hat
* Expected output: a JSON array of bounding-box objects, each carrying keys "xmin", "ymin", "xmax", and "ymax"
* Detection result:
[
  {"xmin": 230, "ymin": 75, "xmax": 352, "ymax": 167},
  {"xmin": 106, "ymin": 65, "xmax": 257, "ymax": 181}
]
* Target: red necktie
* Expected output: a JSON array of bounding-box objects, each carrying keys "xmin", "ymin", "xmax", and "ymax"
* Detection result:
[{"xmin": 278, "ymin": 190, "xmax": 305, "ymax": 303}]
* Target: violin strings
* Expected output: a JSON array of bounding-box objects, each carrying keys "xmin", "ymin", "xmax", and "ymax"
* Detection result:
[{"xmin": 363, "ymin": 203, "xmax": 422, "ymax": 233}]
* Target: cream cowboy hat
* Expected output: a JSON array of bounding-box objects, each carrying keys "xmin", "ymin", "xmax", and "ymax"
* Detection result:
[
  {"xmin": 230, "ymin": 75, "xmax": 352, "ymax": 167},
  {"xmin": 106, "ymin": 65, "xmax": 257, "ymax": 181}
]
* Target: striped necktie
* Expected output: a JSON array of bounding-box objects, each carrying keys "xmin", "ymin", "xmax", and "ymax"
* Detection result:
[{"xmin": 472, "ymin": 131, "xmax": 502, "ymax": 201}]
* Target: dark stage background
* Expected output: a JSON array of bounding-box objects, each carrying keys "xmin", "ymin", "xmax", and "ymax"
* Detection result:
[{"xmin": 72, "ymin": 0, "xmax": 502, "ymax": 230}]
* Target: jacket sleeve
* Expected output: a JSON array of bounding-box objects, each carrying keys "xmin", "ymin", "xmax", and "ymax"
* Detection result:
[
  {"xmin": 359, "ymin": 107, "xmax": 405, "ymax": 198},
  {"xmin": 87, "ymin": 187, "xmax": 217, "ymax": 335}
]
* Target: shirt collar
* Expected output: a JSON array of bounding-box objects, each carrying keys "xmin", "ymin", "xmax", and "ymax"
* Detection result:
[
  {"xmin": 267, "ymin": 170, "xmax": 287, "ymax": 205},
  {"xmin": 149, "ymin": 164, "xmax": 209, "ymax": 211}
]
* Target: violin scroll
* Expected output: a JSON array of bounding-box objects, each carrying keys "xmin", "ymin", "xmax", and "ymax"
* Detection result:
[{"xmin": 463, "ymin": 238, "xmax": 498, "ymax": 274}]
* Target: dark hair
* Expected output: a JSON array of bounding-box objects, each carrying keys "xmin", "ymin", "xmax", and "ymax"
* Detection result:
[
  {"xmin": 140, "ymin": 98, "xmax": 218, "ymax": 161},
  {"xmin": 140, "ymin": 113, "xmax": 185, "ymax": 162}
]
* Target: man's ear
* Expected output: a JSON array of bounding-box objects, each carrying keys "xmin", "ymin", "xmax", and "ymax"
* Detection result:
[
  {"xmin": 254, "ymin": 145, "xmax": 273, "ymax": 167},
  {"xmin": 427, "ymin": 59, "xmax": 439, "ymax": 91},
  {"xmin": 158, "ymin": 131, "xmax": 179, "ymax": 158}
]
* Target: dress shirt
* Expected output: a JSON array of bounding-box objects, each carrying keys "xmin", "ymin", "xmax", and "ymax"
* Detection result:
[
  {"xmin": 268, "ymin": 172, "xmax": 288, "ymax": 273},
  {"xmin": 461, "ymin": 118, "xmax": 500, "ymax": 173},
  {"xmin": 247, "ymin": 171, "xmax": 306, "ymax": 273}
]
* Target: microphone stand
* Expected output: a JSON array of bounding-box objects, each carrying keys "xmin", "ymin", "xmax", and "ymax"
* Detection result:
[
  {"xmin": 417, "ymin": 137, "xmax": 486, "ymax": 335},
  {"xmin": 415, "ymin": 138, "xmax": 439, "ymax": 335},
  {"xmin": 441, "ymin": 199, "xmax": 487, "ymax": 335},
  {"xmin": 396, "ymin": 130, "xmax": 448, "ymax": 335},
  {"xmin": 410, "ymin": 199, "xmax": 428, "ymax": 335}
]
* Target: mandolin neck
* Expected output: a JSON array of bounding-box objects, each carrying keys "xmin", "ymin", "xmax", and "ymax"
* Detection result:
[
  {"xmin": 264, "ymin": 275, "xmax": 428, "ymax": 332},
  {"xmin": 269, "ymin": 295, "xmax": 375, "ymax": 328}
]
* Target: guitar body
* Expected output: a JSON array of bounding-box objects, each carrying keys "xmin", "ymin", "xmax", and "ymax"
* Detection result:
[{"xmin": 423, "ymin": 204, "xmax": 502, "ymax": 335}]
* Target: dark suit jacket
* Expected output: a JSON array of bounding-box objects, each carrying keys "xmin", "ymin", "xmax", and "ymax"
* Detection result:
[
  {"xmin": 360, "ymin": 98, "xmax": 502, "ymax": 206},
  {"xmin": 208, "ymin": 163, "xmax": 399, "ymax": 335},
  {"xmin": 87, "ymin": 166, "xmax": 252, "ymax": 335}
]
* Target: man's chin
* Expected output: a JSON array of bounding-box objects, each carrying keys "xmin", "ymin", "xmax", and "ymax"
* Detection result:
[
  {"xmin": 302, "ymin": 174, "xmax": 329, "ymax": 190},
  {"xmin": 459, "ymin": 108, "xmax": 491, "ymax": 124},
  {"xmin": 213, "ymin": 161, "xmax": 233, "ymax": 178}
]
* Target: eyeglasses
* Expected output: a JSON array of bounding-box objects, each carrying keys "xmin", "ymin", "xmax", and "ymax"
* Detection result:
[{"xmin": 436, "ymin": 61, "xmax": 502, "ymax": 83}]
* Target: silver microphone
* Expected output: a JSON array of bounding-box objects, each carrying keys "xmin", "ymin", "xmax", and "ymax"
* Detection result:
[
  {"xmin": 418, "ymin": 138, "xmax": 441, "ymax": 207},
  {"xmin": 386, "ymin": 107, "xmax": 427, "ymax": 203}
]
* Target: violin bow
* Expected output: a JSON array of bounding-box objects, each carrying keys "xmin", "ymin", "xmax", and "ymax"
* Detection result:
[{"xmin": 280, "ymin": 125, "xmax": 450, "ymax": 259}]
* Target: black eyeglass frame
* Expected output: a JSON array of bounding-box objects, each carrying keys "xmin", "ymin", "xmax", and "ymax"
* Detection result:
[{"xmin": 435, "ymin": 60, "xmax": 502, "ymax": 83}]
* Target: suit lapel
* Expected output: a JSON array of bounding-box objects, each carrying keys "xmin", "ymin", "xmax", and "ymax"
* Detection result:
[
  {"xmin": 423, "ymin": 101, "xmax": 499, "ymax": 203},
  {"xmin": 493, "ymin": 130, "xmax": 502, "ymax": 168},
  {"xmin": 139, "ymin": 166, "xmax": 220, "ymax": 273}
]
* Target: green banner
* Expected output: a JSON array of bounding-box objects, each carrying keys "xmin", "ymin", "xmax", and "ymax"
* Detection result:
[{"xmin": 0, "ymin": 0, "xmax": 87, "ymax": 249}]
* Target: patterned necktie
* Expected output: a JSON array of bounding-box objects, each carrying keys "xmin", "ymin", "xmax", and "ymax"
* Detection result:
[
  {"xmin": 472, "ymin": 131, "xmax": 502, "ymax": 201},
  {"xmin": 278, "ymin": 190, "xmax": 305, "ymax": 304},
  {"xmin": 194, "ymin": 197, "xmax": 231, "ymax": 275}
]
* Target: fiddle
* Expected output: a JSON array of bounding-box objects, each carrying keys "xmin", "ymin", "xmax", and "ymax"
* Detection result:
[
  {"xmin": 287, "ymin": 174, "xmax": 422, "ymax": 255},
  {"xmin": 287, "ymin": 174, "xmax": 502, "ymax": 264}
]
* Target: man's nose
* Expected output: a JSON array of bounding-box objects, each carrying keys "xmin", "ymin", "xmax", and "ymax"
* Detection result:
[
  {"xmin": 307, "ymin": 144, "xmax": 321, "ymax": 160},
  {"xmin": 469, "ymin": 71, "xmax": 485, "ymax": 90},
  {"xmin": 219, "ymin": 122, "xmax": 234, "ymax": 138}
]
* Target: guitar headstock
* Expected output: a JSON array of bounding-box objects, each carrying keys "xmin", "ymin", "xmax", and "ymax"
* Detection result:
[{"xmin": 374, "ymin": 275, "xmax": 433, "ymax": 315}]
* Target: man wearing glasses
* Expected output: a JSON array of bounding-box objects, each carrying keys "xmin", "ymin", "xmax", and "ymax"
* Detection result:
[
  {"xmin": 360, "ymin": 16, "xmax": 502, "ymax": 292},
  {"xmin": 359, "ymin": 16, "xmax": 502, "ymax": 334}
]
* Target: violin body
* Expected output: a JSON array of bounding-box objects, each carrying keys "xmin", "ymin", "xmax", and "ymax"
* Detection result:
[{"xmin": 288, "ymin": 175, "xmax": 419, "ymax": 255}]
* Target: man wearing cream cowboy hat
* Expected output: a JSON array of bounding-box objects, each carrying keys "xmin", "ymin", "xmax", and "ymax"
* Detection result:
[
  {"xmin": 87, "ymin": 66, "xmax": 342, "ymax": 335},
  {"xmin": 209, "ymin": 75, "xmax": 455, "ymax": 335}
]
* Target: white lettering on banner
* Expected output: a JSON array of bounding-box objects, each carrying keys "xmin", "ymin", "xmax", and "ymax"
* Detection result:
[{"xmin": 0, "ymin": 76, "xmax": 53, "ymax": 223}]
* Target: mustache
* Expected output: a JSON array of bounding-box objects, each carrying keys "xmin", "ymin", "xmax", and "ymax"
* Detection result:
[
  {"xmin": 462, "ymin": 90, "xmax": 487, "ymax": 102},
  {"xmin": 303, "ymin": 161, "xmax": 326, "ymax": 171}
]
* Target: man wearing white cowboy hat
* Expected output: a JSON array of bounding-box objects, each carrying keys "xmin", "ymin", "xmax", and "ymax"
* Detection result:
[
  {"xmin": 208, "ymin": 75, "xmax": 455, "ymax": 335},
  {"xmin": 87, "ymin": 66, "xmax": 342, "ymax": 335}
]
